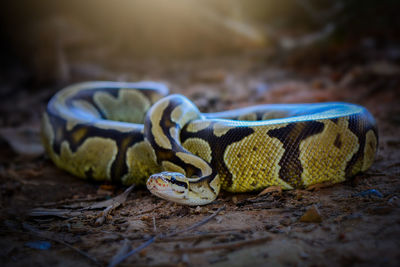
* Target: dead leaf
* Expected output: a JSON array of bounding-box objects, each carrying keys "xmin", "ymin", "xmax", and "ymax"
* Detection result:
[{"xmin": 258, "ymin": 186, "xmax": 282, "ymax": 196}]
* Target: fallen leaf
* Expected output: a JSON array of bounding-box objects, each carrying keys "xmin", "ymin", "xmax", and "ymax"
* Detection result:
[{"xmin": 258, "ymin": 186, "xmax": 282, "ymax": 196}]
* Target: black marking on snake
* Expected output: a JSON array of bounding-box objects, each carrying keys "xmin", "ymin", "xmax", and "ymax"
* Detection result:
[
  {"xmin": 345, "ymin": 111, "xmax": 378, "ymax": 177},
  {"xmin": 334, "ymin": 133, "xmax": 342, "ymax": 149},
  {"xmin": 47, "ymin": 108, "xmax": 144, "ymax": 182},
  {"xmin": 145, "ymin": 98, "xmax": 205, "ymax": 178},
  {"xmin": 47, "ymin": 112, "xmax": 68, "ymax": 155},
  {"xmin": 84, "ymin": 168, "xmax": 94, "ymax": 180},
  {"xmin": 47, "ymin": 85, "xmax": 167, "ymax": 182},
  {"xmin": 330, "ymin": 118, "xmax": 339, "ymax": 124},
  {"xmin": 170, "ymin": 177, "xmax": 188, "ymax": 189},
  {"xmin": 110, "ymin": 134, "xmax": 143, "ymax": 182},
  {"xmin": 65, "ymin": 87, "xmax": 161, "ymax": 120},
  {"xmin": 65, "ymin": 88, "xmax": 120, "ymax": 119},
  {"xmin": 267, "ymin": 121, "xmax": 325, "ymax": 188},
  {"xmin": 181, "ymin": 122, "xmax": 254, "ymax": 188}
]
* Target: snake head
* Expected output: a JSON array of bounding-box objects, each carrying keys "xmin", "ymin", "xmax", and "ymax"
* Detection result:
[{"xmin": 147, "ymin": 172, "xmax": 189, "ymax": 204}]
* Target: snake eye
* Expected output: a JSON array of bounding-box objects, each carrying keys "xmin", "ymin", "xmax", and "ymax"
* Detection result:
[{"xmin": 168, "ymin": 174, "xmax": 189, "ymax": 189}]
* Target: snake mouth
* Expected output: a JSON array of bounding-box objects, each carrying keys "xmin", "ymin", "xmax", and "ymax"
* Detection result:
[
  {"xmin": 146, "ymin": 172, "xmax": 189, "ymax": 203},
  {"xmin": 146, "ymin": 175, "xmax": 169, "ymax": 191}
]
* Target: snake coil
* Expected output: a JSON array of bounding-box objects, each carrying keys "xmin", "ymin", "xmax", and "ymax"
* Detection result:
[{"xmin": 41, "ymin": 82, "xmax": 378, "ymax": 205}]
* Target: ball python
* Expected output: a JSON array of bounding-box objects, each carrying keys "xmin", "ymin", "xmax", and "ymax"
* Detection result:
[{"xmin": 41, "ymin": 81, "xmax": 378, "ymax": 205}]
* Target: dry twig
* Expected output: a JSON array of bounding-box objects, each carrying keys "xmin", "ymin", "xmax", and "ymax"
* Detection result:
[
  {"xmin": 91, "ymin": 185, "xmax": 135, "ymax": 225},
  {"xmin": 29, "ymin": 184, "xmax": 136, "ymax": 225},
  {"xmin": 37, "ymin": 195, "xmax": 107, "ymax": 207}
]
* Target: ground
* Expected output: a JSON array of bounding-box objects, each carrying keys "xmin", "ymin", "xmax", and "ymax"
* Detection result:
[{"xmin": 0, "ymin": 39, "xmax": 400, "ymax": 267}]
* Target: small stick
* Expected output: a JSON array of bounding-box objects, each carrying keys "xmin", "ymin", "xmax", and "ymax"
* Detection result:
[
  {"xmin": 108, "ymin": 206, "xmax": 225, "ymax": 267},
  {"xmin": 95, "ymin": 205, "xmax": 113, "ymax": 226},
  {"xmin": 36, "ymin": 195, "xmax": 107, "ymax": 207},
  {"xmin": 89, "ymin": 184, "xmax": 135, "ymax": 225}
]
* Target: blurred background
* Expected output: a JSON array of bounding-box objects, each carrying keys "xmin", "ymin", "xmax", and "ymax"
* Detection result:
[
  {"xmin": 0, "ymin": 0, "xmax": 399, "ymax": 85},
  {"xmin": 0, "ymin": 0, "xmax": 399, "ymax": 138}
]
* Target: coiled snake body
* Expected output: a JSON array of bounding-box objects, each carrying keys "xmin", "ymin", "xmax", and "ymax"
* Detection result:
[{"xmin": 41, "ymin": 82, "xmax": 378, "ymax": 205}]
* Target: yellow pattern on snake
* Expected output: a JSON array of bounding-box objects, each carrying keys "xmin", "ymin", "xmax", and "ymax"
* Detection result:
[{"xmin": 41, "ymin": 82, "xmax": 378, "ymax": 205}]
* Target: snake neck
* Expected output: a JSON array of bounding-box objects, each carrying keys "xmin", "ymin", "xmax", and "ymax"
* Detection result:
[{"xmin": 144, "ymin": 94, "xmax": 220, "ymax": 205}]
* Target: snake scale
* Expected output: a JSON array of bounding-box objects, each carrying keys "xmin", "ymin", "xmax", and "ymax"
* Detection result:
[{"xmin": 41, "ymin": 81, "xmax": 378, "ymax": 205}]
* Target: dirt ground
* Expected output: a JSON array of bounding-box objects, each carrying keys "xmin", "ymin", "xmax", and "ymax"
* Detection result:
[{"xmin": 1, "ymin": 3, "xmax": 400, "ymax": 265}]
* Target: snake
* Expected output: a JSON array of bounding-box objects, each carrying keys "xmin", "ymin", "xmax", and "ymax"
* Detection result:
[{"xmin": 41, "ymin": 81, "xmax": 378, "ymax": 205}]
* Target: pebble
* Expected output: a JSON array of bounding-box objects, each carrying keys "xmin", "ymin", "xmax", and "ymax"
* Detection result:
[{"xmin": 299, "ymin": 205, "xmax": 323, "ymax": 223}]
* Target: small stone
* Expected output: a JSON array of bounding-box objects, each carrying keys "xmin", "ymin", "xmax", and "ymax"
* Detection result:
[{"xmin": 299, "ymin": 205, "xmax": 322, "ymax": 223}]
